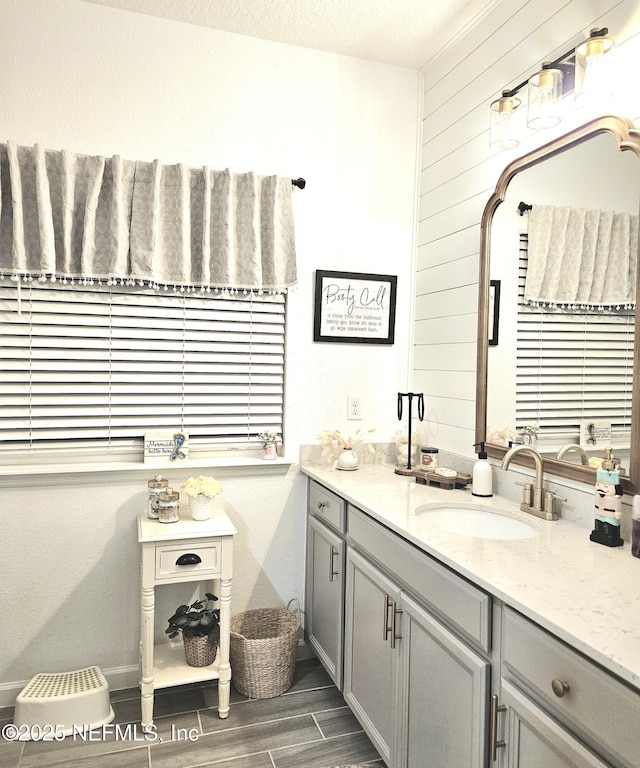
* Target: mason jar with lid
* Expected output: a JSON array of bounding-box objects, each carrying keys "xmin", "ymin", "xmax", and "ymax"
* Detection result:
[
  {"xmin": 158, "ymin": 489, "xmax": 180, "ymax": 523},
  {"xmin": 147, "ymin": 475, "xmax": 168, "ymax": 519}
]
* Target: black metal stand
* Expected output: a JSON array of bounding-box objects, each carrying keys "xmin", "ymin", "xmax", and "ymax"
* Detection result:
[{"xmin": 397, "ymin": 392, "xmax": 424, "ymax": 471}]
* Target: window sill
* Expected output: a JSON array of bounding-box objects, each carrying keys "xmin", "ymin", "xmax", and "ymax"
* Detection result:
[{"xmin": 0, "ymin": 456, "xmax": 295, "ymax": 479}]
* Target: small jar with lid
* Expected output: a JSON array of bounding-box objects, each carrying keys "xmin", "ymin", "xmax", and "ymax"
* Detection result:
[
  {"xmin": 147, "ymin": 475, "xmax": 168, "ymax": 519},
  {"xmin": 420, "ymin": 446, "xmax": 439, "ymax": 471},
  {"xmin": 158, "ymin": 490, "xmax": 180, "ymax": 523}
]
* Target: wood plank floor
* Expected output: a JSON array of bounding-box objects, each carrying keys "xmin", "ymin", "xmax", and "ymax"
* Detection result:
[{"xmin": 0, "ymin": 659, "xmax": 384, "ymax": 768}]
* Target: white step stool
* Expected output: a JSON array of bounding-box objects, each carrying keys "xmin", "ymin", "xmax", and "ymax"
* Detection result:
[{"xmin": 14, "ymin": 666, "xmax": 114, "ymax": 738}]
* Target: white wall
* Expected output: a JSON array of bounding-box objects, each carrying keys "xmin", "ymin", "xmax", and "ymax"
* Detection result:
[
  {"xmin": 0, "ymin": 0, "xmax": 419, "ymax": 702},
  {"xmin": 414, "ymin": 0, "xmax": 640, "ymax": 471}
]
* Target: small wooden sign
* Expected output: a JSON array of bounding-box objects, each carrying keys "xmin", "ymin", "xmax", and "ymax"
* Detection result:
[{"xmin": 144, "ymin": 432, "xmax": 189, "ymax": 464}]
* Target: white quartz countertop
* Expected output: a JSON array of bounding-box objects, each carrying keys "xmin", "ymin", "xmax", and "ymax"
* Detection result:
[{"xmin": 302, "ymin": 462, "xmax": 640, "ymax": 690}]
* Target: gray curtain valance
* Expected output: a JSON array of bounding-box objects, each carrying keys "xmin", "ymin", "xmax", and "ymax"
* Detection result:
[
  {"xmin": 0, "ymin": 142, "xmax": 297, "ymax": 293},
  {"xmin": 524, "ymin": 204, "xmax": 637, "ymax": 310}
]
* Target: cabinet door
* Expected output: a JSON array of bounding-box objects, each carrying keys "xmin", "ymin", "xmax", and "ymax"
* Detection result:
[
  {"xmin": 400, "ymin": 592, "xmax": 489, "ymax": 768},
  {"xmin": 344, "ymin": 548, "xmax": 401, "ymax": 766},
  {"xmin": 305, "ymin": 515, "xmax": 345, "ymax": 688},
  {"xmin": 501, "ymin": 680, "xmax": 610, "ymax": 768}
]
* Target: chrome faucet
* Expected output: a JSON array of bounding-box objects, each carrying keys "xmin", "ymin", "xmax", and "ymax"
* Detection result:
[
  {"xmin": 556, "ymin": 443, "xmax": 589, "ymax": 465},
  {"xmin": 501, "ymin": 444, "xmax": 563, "ymax": 520}
]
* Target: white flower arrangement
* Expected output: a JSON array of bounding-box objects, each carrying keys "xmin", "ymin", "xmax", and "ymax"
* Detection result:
[
  {"xmin": 522, "ymin": 422, "xmax": 540, "ymax": 435},
  {"xmin": 258, "ymin": 432, "xmax": 278, "ymax": 444},
  {"xmin": 317, "ymin": 428, "xmax": 375, "ymax": 459},
  {"xmin": 181, "ymin": 475, "xmax": 223, "ymax": 498}
]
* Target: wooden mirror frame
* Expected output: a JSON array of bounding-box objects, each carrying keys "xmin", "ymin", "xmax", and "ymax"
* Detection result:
[{"xmin": 476, "ymin": 115, "xmax": 640, "ymax": 493}]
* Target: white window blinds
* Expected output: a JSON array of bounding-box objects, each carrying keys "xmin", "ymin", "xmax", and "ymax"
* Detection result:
[
  {"xmin": 516, "ymin": 232, "xmax": 633, "ymax": 444},
  {"xmin": 0, "ymin": 281, "xmax": 285, "ymax": 457}
]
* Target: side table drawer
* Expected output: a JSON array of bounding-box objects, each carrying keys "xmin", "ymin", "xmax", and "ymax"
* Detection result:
[{"xmin": 155, "ymin": 540, "xmax": 221, "ymax": 581}]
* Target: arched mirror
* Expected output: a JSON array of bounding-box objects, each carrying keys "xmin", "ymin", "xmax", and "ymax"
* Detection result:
[{"xmin": 476, "ymin": 115, "xmax": 640, "ymax": 493}]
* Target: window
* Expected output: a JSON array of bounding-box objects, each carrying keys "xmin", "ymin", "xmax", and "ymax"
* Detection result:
[{"xmin": 0, "ymin": 280, "xmax": 285, "ymax": 463}]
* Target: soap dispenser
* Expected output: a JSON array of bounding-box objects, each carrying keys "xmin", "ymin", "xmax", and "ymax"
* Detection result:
[{"xmin": 472, "ymin": 442, "xmax": 493, "ymax": 498}]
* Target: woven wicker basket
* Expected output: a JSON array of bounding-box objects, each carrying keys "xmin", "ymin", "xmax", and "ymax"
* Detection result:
[
  {"xmin": 230, "ymin": 599, "xmax": 300, "ymax": 698},
  {"xmin": 183, "ymin": 635, "xmax": 218, "ymax": 667}
]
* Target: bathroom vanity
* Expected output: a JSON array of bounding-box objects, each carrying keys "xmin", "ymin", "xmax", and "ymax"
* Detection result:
[{"xmin": 303, "ymin": 464, "xmax": 640, "ymax": 768}]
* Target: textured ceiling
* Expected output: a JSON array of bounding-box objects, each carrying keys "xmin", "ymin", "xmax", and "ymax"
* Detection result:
[{"xmin": 82, "ymin": 0, "xmax": 494, "ymax": 69}]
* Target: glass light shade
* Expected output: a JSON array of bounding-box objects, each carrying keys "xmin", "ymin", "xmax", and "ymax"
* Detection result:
[
  {"xmin": 527, "ymin": 65, "xmax": 563, "ymax": 129},
  {"xmin": 575, "ymin": 30, "xmax": 615, "ymax": 103},
  {"xmin": 489, "ymin": 92, "xmax": 521, "ymax": 150}
]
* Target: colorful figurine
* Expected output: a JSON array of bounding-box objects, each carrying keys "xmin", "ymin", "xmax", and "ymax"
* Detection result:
[{"xmin": 590, "ymin": 451, "xmax": 623, "ymax": 547}]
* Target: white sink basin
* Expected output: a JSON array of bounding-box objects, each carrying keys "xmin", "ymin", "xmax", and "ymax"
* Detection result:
[{"xmin": 415, "ymin": 503, "xmax": 539, "ymax": 540}]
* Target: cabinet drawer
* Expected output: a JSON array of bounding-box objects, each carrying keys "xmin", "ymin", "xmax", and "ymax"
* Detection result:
[
  {"xmin": 309, "ymin": 480, "xmax": 346, "ymax": 534},
  {"xmin": 503, "ymin": 606, "xmax": 640, "ymax": 768},
  {"xmin": 348, "ymin": 506, "xmax": 491, "ymax": 652},
  {"xmin": 155, "ymin": 540, "xmax": 221, "ymax": 581}
]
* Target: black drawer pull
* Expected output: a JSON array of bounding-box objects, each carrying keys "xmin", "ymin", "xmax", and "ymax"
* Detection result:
[{"xmin": 176, "ymin": 553, "xmax": 202, "ymax": 566}]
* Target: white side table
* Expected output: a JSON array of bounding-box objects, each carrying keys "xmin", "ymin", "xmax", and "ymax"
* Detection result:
[{"xmin": 138, "ymin": 509, "xmax": 237, "ymax": 727}]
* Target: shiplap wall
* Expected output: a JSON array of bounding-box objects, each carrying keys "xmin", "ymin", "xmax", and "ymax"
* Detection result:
[{"xmin": 415, "ymin": 0, "xmax": 640, "ymax": 460}]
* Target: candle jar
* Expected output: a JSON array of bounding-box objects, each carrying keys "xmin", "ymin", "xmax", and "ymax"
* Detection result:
[
  {"xmin": 147, "ymin": 475, "xmax": 168, "ymax": 519},
  {"xmin": 158, "ymin": 490, "xmax": 180, "ymax": 523},
  {"xmin": 420, "ymin": 446, "xmax": 439, "ymax": 471}
]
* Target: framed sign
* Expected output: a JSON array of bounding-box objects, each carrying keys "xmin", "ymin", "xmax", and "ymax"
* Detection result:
[{"xmin": 313, "ymin": 270, "xmax": 397, "ymax": 344}]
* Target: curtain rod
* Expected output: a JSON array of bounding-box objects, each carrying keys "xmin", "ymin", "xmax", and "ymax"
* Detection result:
[
  {"xmin": 518, "ymin": 201, "xmax": 532, "ymax": 215},
  {"xmin": 291, "ymin": 177, "xmax": 306, "ymax": 189}
]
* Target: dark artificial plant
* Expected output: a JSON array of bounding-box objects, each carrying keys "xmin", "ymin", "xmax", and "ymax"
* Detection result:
[{"xmin": 166, "ymin": 593, "xmax": 220, "ymax": 640}]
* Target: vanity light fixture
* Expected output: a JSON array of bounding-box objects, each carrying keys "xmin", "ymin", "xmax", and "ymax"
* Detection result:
[
  {"xmin": 574, "ymin": 27, "xmax": 615, "ymax": 103},
  {"xmin": 489, "ymin": 90, "xmax": 522, "ymax": 150},
  {"xmin": 489, "ymin": 27, "xmax": 614, "ymax": 149},
  {"xmin": 526, "ymin": 63, "xmax": 563, "ymax": 129}
]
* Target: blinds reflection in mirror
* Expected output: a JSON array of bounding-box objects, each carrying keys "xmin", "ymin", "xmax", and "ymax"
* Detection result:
[{"xmin": 516, "ymin": 226, "xmax": 633, "ymax": 450}]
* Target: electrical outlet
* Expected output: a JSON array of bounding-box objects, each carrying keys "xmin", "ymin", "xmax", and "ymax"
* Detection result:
[{"xmin": 347, "ymin": 394, "xmax": 362, "ymax": 420}]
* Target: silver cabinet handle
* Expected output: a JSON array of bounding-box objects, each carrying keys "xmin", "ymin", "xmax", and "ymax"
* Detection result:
[
  {"xmin": 329, "ymin": 546, "xmax": 339, "ymax": 582},
  {"xmin": 390, "ymin": 603, "xmax": 403, "ymax": 649},
  {"xmin": 383, "ymin": 594, "xmax": 393, "ymax": 641},
  {"xmin": 490, "ymin": 694, "xmax": 506, "ymax": 761},
  {"xmin": 551, "ymin": 679, "xmax": 570, "ymax": 697},
  {"xmin": 382, "ymin": 594, "xmax": 402, "ymax": 648}
]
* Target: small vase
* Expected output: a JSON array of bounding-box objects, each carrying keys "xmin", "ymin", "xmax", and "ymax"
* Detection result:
[
  {"xmin": 189, "ymin": 493, "xmax": 214, "ymax": 520},
  {"xmin": 183, "ymin": 635, "xmax": 217, "ymax": 667},
  {"xmin": 336, "ymin": 448, "xmax": 358, "ymax": 470},
  {"xmin": 262, "ymin": 441, "xmax": 278, "ymax": 460}
]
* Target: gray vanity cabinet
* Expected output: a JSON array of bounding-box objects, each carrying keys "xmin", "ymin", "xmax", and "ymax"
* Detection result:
[
  {"xmin": 305, "ymin": 477, "xmax": 640, "ymax": 768},
  {"xmin": 497, "ymin": 606, "xmax": 640, "ymax": 768},
  {"xmin": 304, "ymin": 481, "xmax": 346, "ymax": 689},
  {"xmin": 499, "ymin": 680, "xmax": 610, "ymax": 768},
  {"xmin": 399, "ymin": 592, "xmax": 489, "ymax": 768},
  {"xmin": 344, "ymin": 547, "xmax": 401, "ymax": 764},
  {"xmin": 344, "ymin": 505, "xmax": 490, "ymax": 768}
]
